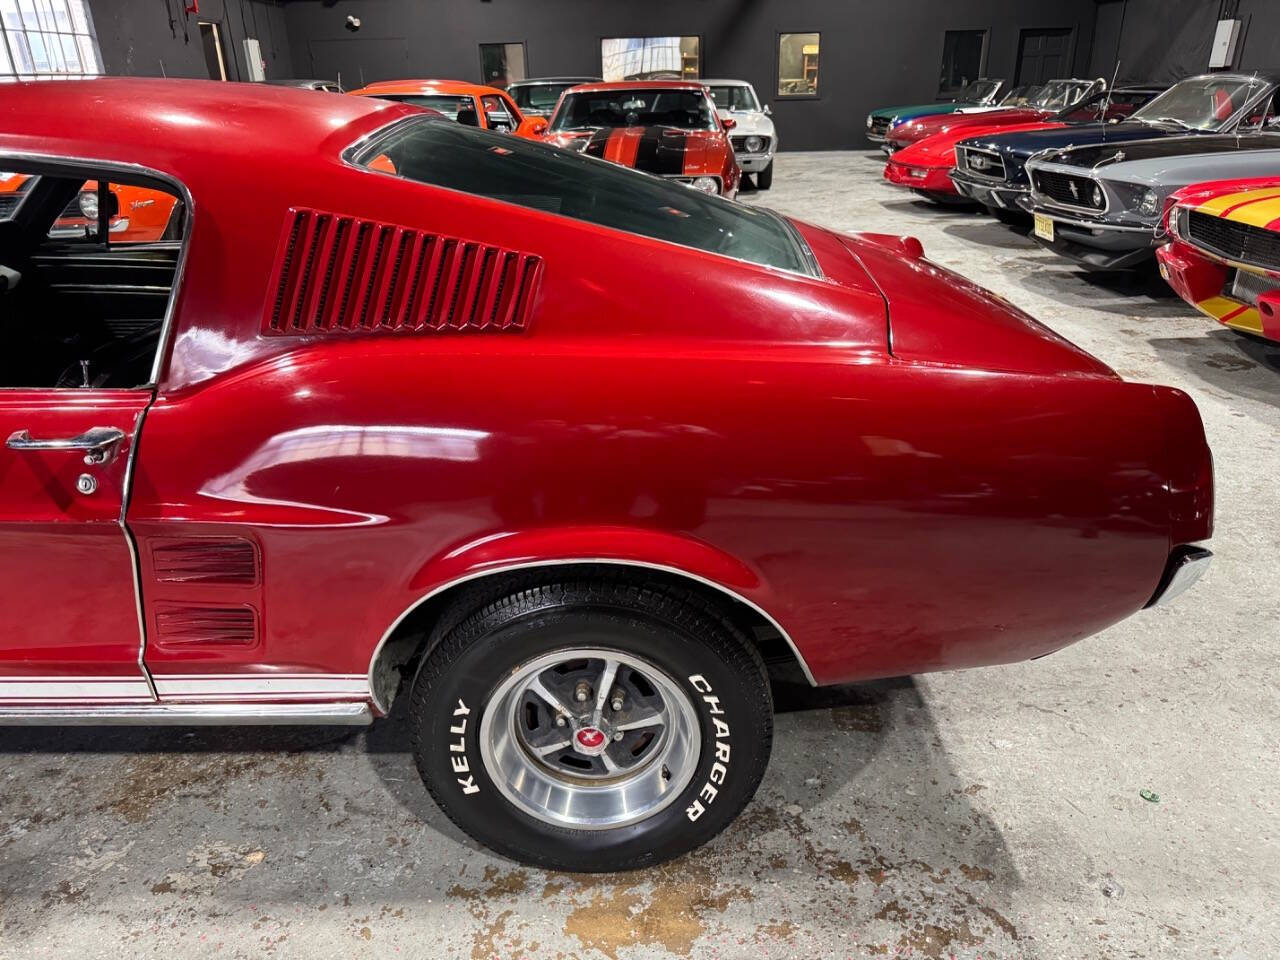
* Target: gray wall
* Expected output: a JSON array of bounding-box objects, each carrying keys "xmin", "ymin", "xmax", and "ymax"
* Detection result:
[
  {"xmin": 1089, "ymin": 0, "xmax": 1280, "ymax": 82},
  {"xmin": 89, "ymin": 0, "xmax": 292, "ymax": 82},
  {"xmin": 279, "ymin": 0, "xmax": 1100, "ymax": 150}
]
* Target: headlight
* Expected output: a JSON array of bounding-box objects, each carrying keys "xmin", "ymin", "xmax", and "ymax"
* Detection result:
[
  {"xmin": 744, "ymin": 135, "xmax": 763, "ymax": 153},
  {"xmin": 77, "ymin": 191, "xmax": 97, "ymax": 219},
  {"xmin": 690, "ymin": 176, "xmax": 719, "ymax": 195},
  {"xmin": 1138, "ymin": 188, "xmax": 1160, "ymax": 217},
  {"xmin": 866, "ymin": 115, "xmax": 873, "ymax": 129}
]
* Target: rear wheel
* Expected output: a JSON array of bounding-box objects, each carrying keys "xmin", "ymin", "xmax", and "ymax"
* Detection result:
[
  {"xmin": 756, "ymin": 161, "xmax": 773, "ymax": 190},
  {"xmin": 408, "ymin": 580, "xmax": 773, "ymax": 872}
]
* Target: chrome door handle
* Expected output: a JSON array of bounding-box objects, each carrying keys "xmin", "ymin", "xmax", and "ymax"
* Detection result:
[{"xmin": 6, "ymin": 426, "xmax": 127, "ymax": 465}]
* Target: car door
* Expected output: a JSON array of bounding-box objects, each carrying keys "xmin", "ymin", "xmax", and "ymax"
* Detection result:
[{"xmin": 0, "ymin": 164, "xmax": 183, "ymax": 706}]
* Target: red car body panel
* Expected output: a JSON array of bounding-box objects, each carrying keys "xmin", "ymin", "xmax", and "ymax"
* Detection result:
[
  {"xmin": 886, "ymin": 107, "xmax": 1054, "ymax": 151},
  {"xmin": 1157, "ymin": 176, "xmax": 1280, "ymax": 342},
  {"xmin": 0, "ymin": 79, "xmax": 1213, "ymax": 714},
  {"xmin": 545, "ymin": 81, "xmax": 740, "ymax": 198}
]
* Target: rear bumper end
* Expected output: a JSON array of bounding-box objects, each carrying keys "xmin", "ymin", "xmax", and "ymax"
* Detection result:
[{"xmin": 1145, "ymin": 546, "xmax": 1213, "ymax": 608}]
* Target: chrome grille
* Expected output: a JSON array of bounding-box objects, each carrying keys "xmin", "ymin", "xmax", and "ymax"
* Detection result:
[
  {"xmin": 869, "ymin": 117, "xmax": 891, "ymax": 137},
  {"xmin": 1187, "ymin": 210, "xmax": 1280, "ymax": 272},
  {"xmin": 957, "ymin": 147, "xmax": 1005, "ymax": 181},
  {"xmin": 1229, "ymin": 268, "xmax": 1279, "ymax": 306},
  {"xmin": 1033, "ymin": 170, "xmax": 1105, "ymax": 211}
]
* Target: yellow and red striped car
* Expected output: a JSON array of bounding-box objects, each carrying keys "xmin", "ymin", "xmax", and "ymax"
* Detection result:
[{"xmin": 1157, "ymin": 177, "xmax": 1280, "ymax": 341}]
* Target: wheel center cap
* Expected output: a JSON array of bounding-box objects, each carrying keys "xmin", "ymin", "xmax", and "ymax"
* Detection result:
[{"xmin": 574, "ymin": 726, "xmax": 608, "ymax": 755}]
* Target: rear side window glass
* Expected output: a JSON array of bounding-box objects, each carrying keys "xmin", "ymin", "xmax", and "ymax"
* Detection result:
[{"xmin": 349, "ymin": 119, "xmax": 815, "ymax": 275}]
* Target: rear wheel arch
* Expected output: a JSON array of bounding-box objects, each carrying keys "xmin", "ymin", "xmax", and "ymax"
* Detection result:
[{"xmin": 367, "ymin": 559, "xmax": 814, "ymax": 714}]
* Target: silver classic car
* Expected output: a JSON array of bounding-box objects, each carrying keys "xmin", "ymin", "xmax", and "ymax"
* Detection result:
[
  {"xmin": 1027, "ymin": 129, "xmax": 1280, "ymax": 270},
  {"xmin": 704, "ymin": 79, "xmax": 778, "ymax": 189}
]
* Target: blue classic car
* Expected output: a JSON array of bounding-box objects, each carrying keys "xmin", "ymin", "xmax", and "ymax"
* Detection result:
[{"xmin": 950, "ymin": 72, "xmax": 1279, "ymax": 215}]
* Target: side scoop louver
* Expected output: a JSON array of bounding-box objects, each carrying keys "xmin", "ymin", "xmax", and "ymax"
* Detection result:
[
  {"xmin": 151, "ymin": 538, "xmax": 260, "ymax": 586},
  {"xmin": 264, "ymin": 207, "xmax": 542, "ymax": 335},
  {"xmin": 153, "ymin": 604, "xmax": 258, "ymax": 649}
]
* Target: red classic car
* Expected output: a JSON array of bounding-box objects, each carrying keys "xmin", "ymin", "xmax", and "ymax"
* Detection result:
[
  {"xmin": 545, "ymin": 81, "xmax": 741, "ymax": 198},
  {"xmin": 348, "ymin": 79, "xmax": 549, "ymax": 139},
  {"xmin": 884, "ymin": 86, "xmax": 1164, "ymax": 203},
  {"xmin": 0, "ymin": 79, "xmax": 1212, "ymax": 872},
  {"xmin": 1157, "ymin": 176, "xmax": 1280, "ymax": 341},
  {"xmin": 884, "ymin": 78, "xmax": 1104, "ymax": 152}
]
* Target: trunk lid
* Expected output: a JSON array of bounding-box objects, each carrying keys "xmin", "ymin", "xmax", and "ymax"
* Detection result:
[{"xmin": 839, "ymin": 232, "xmax": 1117, "ymax": 377}]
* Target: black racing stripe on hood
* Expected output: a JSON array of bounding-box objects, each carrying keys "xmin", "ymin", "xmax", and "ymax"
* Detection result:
[
  {"xmin": 583, "ymin": 128, "xmax": 612, "ymax": 159},
  {"xmin": 634, "ymin": 127, "xmax": 688, "ymax": 175}
]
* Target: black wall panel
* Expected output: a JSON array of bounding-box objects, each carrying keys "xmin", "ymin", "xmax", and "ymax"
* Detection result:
[
  {"xmin": 1089, "ymin": 0, "xmax": 1280, "ymax": 83},
  {"xmin": 278, "ymin": 0, "xmax": 1101, "ymax": 151},
  {"xmin": 88, "ymin": 0, "xmax": 293, "ymax": 83}
]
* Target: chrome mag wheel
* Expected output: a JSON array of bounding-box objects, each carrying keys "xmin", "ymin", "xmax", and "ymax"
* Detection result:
[{"xmin": 478, "ymin": 648, "xmax": 700, "ymax": 830}]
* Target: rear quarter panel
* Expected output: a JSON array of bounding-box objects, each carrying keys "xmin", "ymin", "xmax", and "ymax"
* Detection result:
[{"xmin": 129, "ymin": 338, "xmax": 1175, "ymax": 687}]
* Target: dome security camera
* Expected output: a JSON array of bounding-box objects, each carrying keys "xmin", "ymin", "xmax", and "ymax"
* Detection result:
[{"xmin": 345, "ymin": 15, "xmax": 361, "ymax": 32}]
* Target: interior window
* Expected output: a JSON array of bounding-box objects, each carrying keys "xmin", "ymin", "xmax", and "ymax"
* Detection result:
[
  {"xmin": 938, "ymin": 30, "xmax": 988, "ymax": 97},
  {"xmin": 0, "ymin": 167, "xmax": 185, "ymax": 389}
]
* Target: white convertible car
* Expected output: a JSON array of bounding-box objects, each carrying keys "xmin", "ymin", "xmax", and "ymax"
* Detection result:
[{"xmin": 705, "ymin": 79, "xmax": 778, "ymax": 189}]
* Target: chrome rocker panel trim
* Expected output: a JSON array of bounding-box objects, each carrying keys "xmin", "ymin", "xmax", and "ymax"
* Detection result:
[{"xmin": 0, "ymin": 702, "xmax": 373, "ymax": 726}]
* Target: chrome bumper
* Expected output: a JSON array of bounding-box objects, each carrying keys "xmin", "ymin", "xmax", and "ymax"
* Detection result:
[{"xmin": 1145, "ymin": 546, "xmax": 1212, "ymax": 608}]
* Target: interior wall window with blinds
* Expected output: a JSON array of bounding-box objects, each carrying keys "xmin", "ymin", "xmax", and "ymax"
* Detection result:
[{"xmin": 0, "ymin": 0, "xmax": 101, "ymax": 81}]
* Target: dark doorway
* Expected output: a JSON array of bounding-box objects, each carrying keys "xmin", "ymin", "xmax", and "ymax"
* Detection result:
[
  {"xmin": 198, "ymin": 21, "xmax": 227, "ymax": 81},
  {"xmin": 1015, "ymin": 28, "xmax": 1074, "ymax": 84}
]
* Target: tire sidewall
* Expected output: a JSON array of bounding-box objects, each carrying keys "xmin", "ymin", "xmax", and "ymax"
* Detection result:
[{"xmin": 414, "ymin": 604, "xmax": 767, "ymax": 871}]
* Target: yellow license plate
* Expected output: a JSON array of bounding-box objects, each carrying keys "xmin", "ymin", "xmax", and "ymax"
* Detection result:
[{"xmin": 1033, "ymin": 214, "xmax": 1055, "ymax": 242}]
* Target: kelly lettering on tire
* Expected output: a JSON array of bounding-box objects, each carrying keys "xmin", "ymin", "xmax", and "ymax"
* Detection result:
[{"xmin": 450, "ymin": 698, "xmax": 479, "ymax": 795}]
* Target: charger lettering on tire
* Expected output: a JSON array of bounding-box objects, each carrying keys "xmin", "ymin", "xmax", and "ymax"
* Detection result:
[
  {"xmin": 449, "ymin": 698, "xmax": 480, "ymax": 795},
  {"xmin": 686, "ymin": 674, "xmax": 730, "ymax": 822}
]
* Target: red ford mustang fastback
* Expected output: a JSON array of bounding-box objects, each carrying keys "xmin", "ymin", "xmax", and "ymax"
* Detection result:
[
  {"xmin": 544, "ymin": 80, "xmax": 741, "ymax": 198},
  {"xmin": 0, "ymin": 79, "xmax": 1212, "ymax": 872}
]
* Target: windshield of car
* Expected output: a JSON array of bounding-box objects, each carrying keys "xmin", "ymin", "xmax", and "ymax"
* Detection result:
[
  {"xmin": 509, "ymin": 82, "xmax": 581, "ymax": 113},
  {"xmin": 1056, "ymin": 88, "xmax": 1159, "ymax": 123},
  {"xmin": 958, "ymin": 80, "xmax": 1000, "ymax": 102},
  {"xmin": 350, "ymin": 119, "xmax": 814, "ymax": 274},
  {"xmin": 1031, "ymin": 80, "xmax": 1088, "ymax": 109},
  {"xmin": 550, "ymin": 89, "xmax": 718, "ymax": 132},
  {"xmin": 1131, "ymin": 77, "xmax": 1268, "ymax": 130},
  {"xmin": 707, "ymin": 85, "xmax": 760, "ymax": 112},
  {"xmin": 370, "ymin": 93, "xmax": 474, "ymax": 122},
  {"xmin": 998, "ymin": 85, "xmax": 1042, "ymax": 107}
]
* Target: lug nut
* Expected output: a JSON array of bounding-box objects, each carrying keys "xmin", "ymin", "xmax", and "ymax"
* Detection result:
[
  {"xmin": 613, "ymin": 731, "xmax": 623, "ymax": 741},
  {"xmin": 574, "ymin": 681, "xmax": 592, "ymax": 703},
  {"xmin": 610, "ymin": 687, "xmax": 625, "ymax": 711},
  {"xmin": 555, "ymin": 714, "xmax": 568, "ymax": 727}
]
